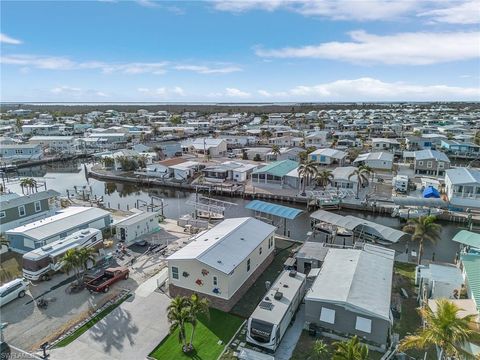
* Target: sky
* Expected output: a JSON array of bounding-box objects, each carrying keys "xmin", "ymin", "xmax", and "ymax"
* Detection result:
[{"xmin": 1, "ymin": 0, "xmax": 480, "ymax": 102}]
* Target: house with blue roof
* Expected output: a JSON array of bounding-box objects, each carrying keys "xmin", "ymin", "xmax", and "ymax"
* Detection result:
[
  {"xmin": 440, "ymin": 140, "xmax": 480, "ymax": 157},
  {"xmin": 251, "ymin": 160, "xmax": 299, "ymax": 188}
]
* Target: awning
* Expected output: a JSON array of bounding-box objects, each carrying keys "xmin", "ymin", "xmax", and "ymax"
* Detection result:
[
  {"xmin": 392, "ymin": 197, "xmax": 449, "ymax": 208},
  {"xmin": 453, "ymin": 230, "xmax": 480, "ymax": 249},
  {"xmin": 245, "ymin": 200, "xmax": 303, "ymax": 220},
  {"xmin": 310, "ymin": 209, "xmax": 407, "ymax": 243}
]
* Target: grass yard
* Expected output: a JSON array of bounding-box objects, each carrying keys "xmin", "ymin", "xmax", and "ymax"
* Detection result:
[
  {"xmin": 150, "ymin": 308, "xmax": 244, "ymax": 360},
  {"xmin": 55, "ymin": 294, "xmax": 131, "ymax": 347},
  {"xmin": 230, "ymin": 239, "xmax": 297, "ymax": 318}
]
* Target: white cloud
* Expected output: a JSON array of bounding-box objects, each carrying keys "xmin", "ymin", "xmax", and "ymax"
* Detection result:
[
  {"xmin": 50, "ymin": 86, "xmax": 81, "ymax": 94},
  {"xmin": 418, "ymin": 0, "xmax": 480, "ymax": 24},
  {"xmin": 0, "ymin": 54, "xmax": 169, "ymax": 74},
  {"xmin": 212, "ymin": 0, "xmax": 419, "ymax": 21},
  {"xmin": 136, "ymin": 0, "xmax": 159, "ymax": 8},
  {"xmin": 225, "ymin": 88, "xmax": 251, "ymax": 98},
  {"xmin": 257, "ymin": 89, "xmax": 272, "ymax": 97},
  {"xmin": 255, "ymin": 30, "xmax": 480, "ymax": 65},
  {"xmin": 137, "ymin": 87, "xmax": 185, "ymax": 97},
  {"xmin": 174, "ymin": 64, "xmax": 242, "ymax": 74},
  {"xmin": 256, "ymin": 77, "xmax": 480, "ymax": 101},
  {"xmin": 0, "ymin": 33, "xmax": 22, "ymax": 45}
]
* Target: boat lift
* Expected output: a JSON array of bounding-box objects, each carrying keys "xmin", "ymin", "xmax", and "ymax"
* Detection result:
[{"xmin": 185, "ymin": 195, "xmax": 237, "ymax": 221}]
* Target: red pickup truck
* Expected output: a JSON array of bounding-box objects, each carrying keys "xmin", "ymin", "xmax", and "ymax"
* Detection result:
[{"xmin": 85, "ymin": 267, "xmax": 129, "ymax": 293}]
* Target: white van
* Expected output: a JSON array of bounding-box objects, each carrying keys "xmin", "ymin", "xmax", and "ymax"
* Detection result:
[{"xmin": 0, "ymin": 279, "xmax": 29, "ymax": 306}]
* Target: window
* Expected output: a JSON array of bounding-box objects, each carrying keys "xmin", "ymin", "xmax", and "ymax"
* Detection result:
[
  {"xmin": 320, "ymin": 307, "xmax": 335, "ymax": 324},
  {"xmin": 259, "ymin": 247, "xmax": 262, "ymax": 255},
  {"xmin": 418, "ymin": 161, "xmax": 424, "ymax": 166},
  {"xmin": 172, "ymin": 266, "xmax": 179, "ymax": 279},
  {"xmin": 355, "ymin": 316, "xmax": 372, "ymax": 333},
  {"xmin": 213, "ymin": 276, "xmax": 218, "ymax": 286},
  {"xmin": 268, "ymin": 236, "xmax": 273, "ymax": 249},
  {"xmin": 0, "ymin": 211, "xmax": 5, "ymax": 218},
  {"xmin": 34, "ymin": 201, "xmax": 41, "ymax": 212},
  {"xmin": 18, "ymin": 205, "xmax": 26, "ymax": 217},
  {"xmin": 427, "ymin": 161, "xmax": 432, "ymax": 168},
  {"xmin": 247, "ymin": 258, "xmax": 251, "ymax": 272}
]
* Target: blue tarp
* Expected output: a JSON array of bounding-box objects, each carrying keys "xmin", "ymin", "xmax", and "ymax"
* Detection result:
[
  {"xmin": 423, "ymin": 186, "xmax": 441, "ymax": 198},
  {"xmin": 245, "ymin": 200, "xmax": 303, "ymax": 220}
]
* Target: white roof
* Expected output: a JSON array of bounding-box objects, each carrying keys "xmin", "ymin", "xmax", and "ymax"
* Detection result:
[
  {"xmin": 310, "ymin": 148, "xmax": 346, "ymax": 159},
  {"xmin": 250, "ymin": 270, "xmax": 306, "ymax": 325},
  {"xmin": 115, "ymin": 211, "xmax": 157, "ymax": 227},
  {"xmin": 30, "ymin": 136, "xmax": 74, "ymax": 141},
  {"xmin": 414, "ymin": 149, "xmax": 450, "ymax": 162},
  {"xmin": 372, "ymin": 138, "xmax": 400, "ymax": 144},
  {"xmin": 167, "ymin": 217, "xmax": 276, "ymax": 274},
  {"xmin": 332, "ymin": 166, "xmax": 357, "ymax": 181},
  {"xmin": 6, "ymin": 207, "xmax": 110, "ymax": 241},
  {"xmin": 306, "ymin": 245, "xmax": 394, "ymax": 321},
  {"xmin": 354, "ymin": 152, "xmax": 393, "ymax": 163},
  {"xmin": 170, "ymin": 160, "xmax": 199, "ymax": 170},
  {"xmin": 446, "ymin": 168, "xmax": 480, "ymax": 185},
  {"xmin": 181, "ymin": 138, "xmax": 226, "ymax": 150}
]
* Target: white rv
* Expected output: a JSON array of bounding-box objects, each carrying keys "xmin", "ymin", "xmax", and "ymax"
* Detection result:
[
  {"xmin": 246, "ymin": 270, "xmax": 306, "ymax": 352},
  {"xmin": 22, "ymin": 228, "xmax": 103, "ymax": 281}
]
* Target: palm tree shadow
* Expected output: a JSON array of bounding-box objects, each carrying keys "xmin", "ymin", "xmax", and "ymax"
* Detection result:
[{"xmin": 88, "ymin": 306, "xmax": 139, "ymax": 353}]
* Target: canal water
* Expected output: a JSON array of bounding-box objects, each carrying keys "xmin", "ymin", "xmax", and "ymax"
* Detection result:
[{"xmin": 7, "ymin": 160, "xmax": 464, "ymax": 264}]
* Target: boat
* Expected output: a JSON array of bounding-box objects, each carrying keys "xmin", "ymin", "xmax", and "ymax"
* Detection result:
[
  {"xmin": 392, "ymin": 206, "xmax": 443, "ymax": 219},
  {"xmin": 196, "ymin": 210, "xmax": 224, "ymax": 220}
]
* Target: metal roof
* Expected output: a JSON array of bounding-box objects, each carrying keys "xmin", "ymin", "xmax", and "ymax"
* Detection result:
[
  {"xmin": 414, "ymin": 149, "xmax": 450, "ymax": 162},
  {"xmin": 310, "ymin": 210, "xmax": 407, "ymax": 243},
  {"xmin": 452, "ymin": 230, "xmax": 480, "ymax": 249},
  {"xmin": 245, "ymin": 200, "xmax": 303, "ymax": 220},
  {"xmin": 167, "ymin": 217, "xmax": 276, "ymax": 274},
  {"xmin": 6, "ymin": 207, "xmax": 111, "ymax": 241},
  {"xmin": 252, "ymin": 160, "xmax": 299, "ymax": 177},
  {"xmin": 306, "ymin": 245, "xmax": 395, "ymax": 321},
  {"xmin": 445, "ymin": 168, "xmax": 480, "ymax": 185},
  {"xmin": 460, "ymin": 254, "xmax": 480, "ymax": 311}
]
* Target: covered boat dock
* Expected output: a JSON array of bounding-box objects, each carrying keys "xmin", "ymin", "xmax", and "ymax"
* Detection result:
[
  {"xmin": 245, "ymin": 200, "xmax": 303, "ymax": 236},
  {"xmin": 310, "ymin": 209, "xmax": 408, "ymax": 244}
]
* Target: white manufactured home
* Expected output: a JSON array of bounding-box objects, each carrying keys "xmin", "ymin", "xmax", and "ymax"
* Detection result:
[
  {"xmin": 167, "ymin": 217, "xmax": 276, "ymax": 311},
  {"xmin": 114, "ymin": 211, "xmax": 160, "ymax": 245}
]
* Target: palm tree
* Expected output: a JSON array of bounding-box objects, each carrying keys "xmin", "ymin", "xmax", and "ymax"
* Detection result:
[
  {"xmin": 316, "ymin": 169, "xmax": 333, "ymax": 189},
  {"xmin": 62, "ymin": 248, "xmax": 82, "ymax": 284},
  {"xmin": 76, "ymin": 247, "xmax": 97, "ymax": 283},
  {"xmin": 474, "ymin": 131, "xmax": 480, "ymax": 146},
  {"xmin": 19, "ymin": 178, "xmax": 36, "ymax": 195},
  {"xmin": 188, "ymin": 293, "xmax": 210, "ymax": 349},
  {"xmin": 333, "ymin": 336, "xmax": 369, "ymax": 360},
  {"xmin": 399, "ymin": 299, "xmax": 477, "ymax": 359},
  {"xmin": 136, "ymin": 154, "xmax": 148, "ymax": 169},
  {"xmin": 167, "ymin": 296, "xmax": 191, "ymax": 352},
  {"xmin": 101, "ymin": 156, "xmax": 115, "ymax": 169},
  {"xmin": 311, "ymin": 339, "xmax": 329, "ymax": 360},
  {"xmin": 402, "ymin": 215, "xmax": 441, "ymax": 265},
  {"xmin": 298, "ymin": 159, "xmax": 318, "ymax": 196},
  {"xmin": 348, "ymin": 167, "xmax": 370, "ymax": 199},
  {"xmin": 271, "ymin": 145, "xmax": 281, "ymax": 160}
]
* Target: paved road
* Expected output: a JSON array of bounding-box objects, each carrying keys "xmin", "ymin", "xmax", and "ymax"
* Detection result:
[{"xmin": 49, "ymin": 271, "xmax": 171, "ymax": 360}]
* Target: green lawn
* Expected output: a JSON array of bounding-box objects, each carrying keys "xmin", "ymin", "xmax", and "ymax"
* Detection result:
[
  {"xmin": 230, "ymin": 239, "xmax": 297, "ymax": 318},
  {"xmin": 55, "ymin": 294, "xmax": 131, "ymax": 347},
  {"xmin": 150, "ymin": 308, "xmax": 244, "ymax": 360}
]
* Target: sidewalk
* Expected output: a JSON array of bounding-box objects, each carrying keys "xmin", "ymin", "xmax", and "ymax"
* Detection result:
[{"xmin": 274, "ymin": 304, "xmax": 305, "ymax": 360}]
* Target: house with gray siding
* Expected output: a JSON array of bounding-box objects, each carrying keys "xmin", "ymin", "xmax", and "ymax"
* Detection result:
[
  {"xmin": 413, "ymin": 149, "xmax": 451, "ymax": 177},
  {"xmin": 0, "ymin": 190, "xmax": 60, "ymax": 233},
  {"xmin": 305, "ymin": 244, "xmax": 395, "ymax": 348},
  {"xmin": 6, "ymin": 206, "xmax": 112, "ymax": 253}
]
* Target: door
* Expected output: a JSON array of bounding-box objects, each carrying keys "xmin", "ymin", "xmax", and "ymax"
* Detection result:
[{"xmin": 120, "ymin": 227, "xmax": 126, "ymax": 241}]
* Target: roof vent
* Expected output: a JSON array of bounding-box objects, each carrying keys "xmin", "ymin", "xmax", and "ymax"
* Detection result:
[
  {"xmin": 283, "ymin": 284, "xmax": 289, "ymax": 288},
  {"xmin": 217, "ymin": 260, "xmax": 222, "ymax": 264},
  {"xmin": 274, "ymin": 291, "xmax": 283, "ymax": 301},
  {"xmin": 289, "ymin": 270, "xmax": 297, "ymax": 277},
  {"xmin": 259, "ymin": 301, "xmax": 273, "ymax": 310},
  {"xmin": 240, "ymin": 237, "xmax": 245, "ymax": 241}
]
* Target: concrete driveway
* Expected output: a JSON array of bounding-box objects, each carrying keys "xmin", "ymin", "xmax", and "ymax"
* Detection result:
[{"xmin": 49, "ymin": 271, "xmax": 171, "ymax": 360}]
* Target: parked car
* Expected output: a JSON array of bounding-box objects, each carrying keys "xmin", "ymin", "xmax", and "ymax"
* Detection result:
[
  {"xmin": 85, "ymin": 267, "xmax": 129, "ymax": 293},
  {"xmin": 0, "ymin": 279, "xmax": 29, "ymax": 306}
]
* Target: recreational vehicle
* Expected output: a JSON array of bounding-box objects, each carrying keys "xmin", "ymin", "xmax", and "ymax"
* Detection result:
[
  {"xmin": 22, "ymin": 228, "xmax": 103, "ymax": 281},
  {"xmin": 246, "ymin": 270, "xmax": 306, "ymax": 352}
]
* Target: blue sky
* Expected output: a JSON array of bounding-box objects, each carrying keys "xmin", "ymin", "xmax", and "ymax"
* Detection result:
[{"xmin": 1, "ymin": 0, "xmax": 479, "ymax": 102}]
